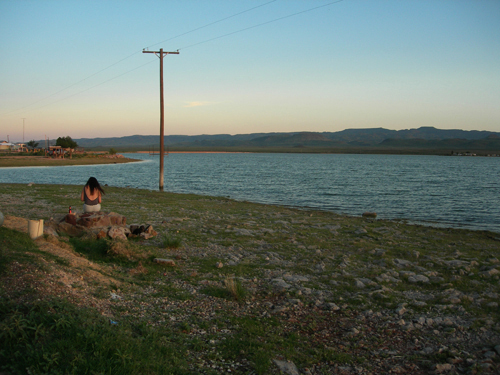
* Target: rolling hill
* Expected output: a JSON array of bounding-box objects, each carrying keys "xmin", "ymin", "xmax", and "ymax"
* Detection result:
[{"xmin": 44, "ymin": 127, "xmax": 500, "ymax": 154}]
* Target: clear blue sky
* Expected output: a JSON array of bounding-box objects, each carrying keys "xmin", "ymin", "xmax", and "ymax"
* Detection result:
[{"xmin": 1, "ymin": 0, "xmax": 499, "ymax": 142}]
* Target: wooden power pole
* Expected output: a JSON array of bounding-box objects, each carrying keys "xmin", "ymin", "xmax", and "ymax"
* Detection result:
[{"xmin": 143, "ymin": 48, "xmax": 179, "ymax": 191}]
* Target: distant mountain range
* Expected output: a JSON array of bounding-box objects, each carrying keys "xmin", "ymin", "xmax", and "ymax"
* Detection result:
[{"xmin": 54, "ymin": 127, "xmax": 500, "ymax": 154}]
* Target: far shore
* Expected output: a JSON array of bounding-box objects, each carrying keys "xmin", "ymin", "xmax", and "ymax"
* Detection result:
[
  {"xmin": 135, "ymin": 150, "xmax": 250, "ymax": 154},
  {"xmin": 0, "ymin": 155, "xmax": 141, "ymax": 168}
]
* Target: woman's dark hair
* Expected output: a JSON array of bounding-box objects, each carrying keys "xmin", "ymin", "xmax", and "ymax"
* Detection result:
[{"xmin": 85, "ymin": 177, "xmax": 105, "ymax": 195}]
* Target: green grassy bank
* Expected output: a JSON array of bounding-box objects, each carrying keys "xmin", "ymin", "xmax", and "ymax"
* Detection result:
[
  {"xmin": 0, "ymin": 183, "xmax": 499, "ymax": 374},
  {"xmin": 0, "ymin": 155, "xmax": 140, "ymax": 168}
]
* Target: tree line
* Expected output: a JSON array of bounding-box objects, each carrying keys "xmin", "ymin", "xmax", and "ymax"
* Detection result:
[{"xmin": 25, "ymin": 136, "xmax": 78, "ymax": 150}]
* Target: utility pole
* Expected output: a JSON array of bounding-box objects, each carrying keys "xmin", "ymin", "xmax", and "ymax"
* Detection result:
[{"xmin": 143, "ymin": 48, "xmax": 179, "ymax": 192}]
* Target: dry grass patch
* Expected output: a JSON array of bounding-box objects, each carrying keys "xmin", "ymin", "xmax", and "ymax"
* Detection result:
[{"xmin": 107, "ymin": 240, "xmax": 150, "ymax": 261}]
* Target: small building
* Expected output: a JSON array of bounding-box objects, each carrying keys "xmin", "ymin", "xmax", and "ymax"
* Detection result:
[
  {"xmin": 0, "ymin": 141, "xmax": 15, "ymax": 151},
  {"xmin": 46, "ymin": 145, "xmax": 65, "ymax": 157},
  {"xmin": 14, "ymin": 143, "xmax": 28, "ymax": 152}
]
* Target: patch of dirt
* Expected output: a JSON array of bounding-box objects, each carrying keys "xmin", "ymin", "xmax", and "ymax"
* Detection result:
[
  {"xmin": 2, "ymin": 215, "xmax": 122, "ymax": 316},
  {"xmin": 3, "ymin": 215, "xmax": 29, "ymax": 233}
]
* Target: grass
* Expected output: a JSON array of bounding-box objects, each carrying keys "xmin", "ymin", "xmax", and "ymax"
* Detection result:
[
  {"xmin": 0, "ymin": 154, "xmax": 140, "ymax": 168},
  {"xmin": 0, "ymin": 182, "xmax": 499, "ymax": 374},
  {"xmin": 159, "ymin": 234, "xmax": 182, "ymax": 249},
  {"xmin": 0, "ymin": 299, "xmax": 193, "ymax": 375},
  {"xmin": 200, "ymin": 277, "xmax": 247, "ymax": 302}
]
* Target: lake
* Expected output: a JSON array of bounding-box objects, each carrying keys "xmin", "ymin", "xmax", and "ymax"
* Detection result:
[{"xmin": 1, "ymin": 153, "xmax": 499, "ymax": 233}]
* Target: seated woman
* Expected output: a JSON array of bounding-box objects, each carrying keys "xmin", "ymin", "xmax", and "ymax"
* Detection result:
[{"xmin": 81, "ymin": 177, "xmax": 105, "ymax": 213}]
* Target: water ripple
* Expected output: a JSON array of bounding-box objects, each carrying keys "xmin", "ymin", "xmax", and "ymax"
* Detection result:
[{"xmin": 1, "ymin": 153, "xmax": 498, "ymax": 233}]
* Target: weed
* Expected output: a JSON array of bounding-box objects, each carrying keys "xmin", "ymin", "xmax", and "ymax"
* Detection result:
[
  {"xmin": 159, "ymin": 234, "xmax": 182, "ymax": 249},
  {"xmin": 224, "ymin": 277, "xmax": 247, "ymax": 301}
]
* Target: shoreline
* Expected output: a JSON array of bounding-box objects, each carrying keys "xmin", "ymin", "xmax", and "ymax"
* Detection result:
[
  {"xmin": 135, "ymin": 150, "xmax": 251, "ymax": 154},
  {"xmin": 0, "ymin": 182, "xmax": 499, "ymax": 374},
  {"xmin": 0, "ymin": 154, "xmax": 140, "ymax": 168},
  {"xmin": 0, "ymin": 182, "xmax": 498, "ymax": 235}
]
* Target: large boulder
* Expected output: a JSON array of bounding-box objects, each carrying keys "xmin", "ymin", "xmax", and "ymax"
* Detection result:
[
  {"xmin": 57, "ymin": 222, "xmax": 86, "ymax": 237},
  {"xmin": 59, "ymin": 212, "xmax": 157, "ymax": 241},
  {"xmin": 108, "ymin": 226, "xmax": 131, "ymax": 240},
  {"xmin": 68, "ymin": 212, "xmax": 126, "ymax": 228}
]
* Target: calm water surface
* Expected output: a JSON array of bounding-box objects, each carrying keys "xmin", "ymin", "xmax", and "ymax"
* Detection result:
[{"xmin": 1, "ymin": 153, "xmax": 499, "ymax": 233}]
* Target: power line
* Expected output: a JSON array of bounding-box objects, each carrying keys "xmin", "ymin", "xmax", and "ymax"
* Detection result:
[
  {"xmin": 146, "ymin": 0, "xmax": 277, "ymax": 50},
  {"xmin": 2, "ymin": 1, "xmax": 277, "ymax": 117},
  {"xmin": 178, "ymin": 0, "xmax": 344, "ymax": 50},
  {"xmin": 1, "ymin": 51, "xmax": 143, "ymax": 117},
  {"xmin": 27, "ymin": 60, "xmax": 156, "ymax": 113},
  {"xmin": 3, "ymin": 0, "xmax": 344, "ymax": 117}
]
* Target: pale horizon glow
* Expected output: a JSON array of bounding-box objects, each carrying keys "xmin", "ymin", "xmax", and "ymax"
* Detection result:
[{"xmin": 1, "ymin": 0, "xmax": 499, "ymax": 142}]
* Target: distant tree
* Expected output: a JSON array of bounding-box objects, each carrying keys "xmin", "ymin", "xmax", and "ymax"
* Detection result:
[
  {"xmin": 56, "ymin": 136, "xmax": 78, "ymax": 149},
  {"xmin": 26, "ymin": 140, "xmax": 39, "ymax": 150},
  {"xmin": 109, "ymin": 148, "xmax": 117, "ymax": 155}
]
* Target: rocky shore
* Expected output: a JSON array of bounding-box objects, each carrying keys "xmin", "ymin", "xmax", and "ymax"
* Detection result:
[{"xmin": 0, "ymin": 183, "xmax": 499, "ymax": 374}]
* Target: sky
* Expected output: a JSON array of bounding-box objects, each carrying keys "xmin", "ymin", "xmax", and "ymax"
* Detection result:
[{"xmin": 1, "ymin": 0, "xmax": 499, "ymax": 142}]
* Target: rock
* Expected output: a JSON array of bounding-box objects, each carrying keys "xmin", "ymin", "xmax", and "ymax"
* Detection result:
[
  {"xmin": 408, "ymin": 275, "xmax": 430, "ymax": 284},
  {"xmin": 430, "ymin": 276, "xmax": 445, "ymax": 283},
  {"xmin": 325, "ymin": 302, "xmax": 340, "ymax": 311},
  {"xmin": 420, "ymin": 347, "xmax": 434, "ymax": 355},
  {"xmin": 216, "ymin": 262, "xmax": 223, "ymax": 268},
  {"xmin": 64, "ymin": 214, "xmax": 77, "ymax": 226},
  {"xmin": 355, "ymin": 280, "xmax": 366, "ymax": 288},
  {"xmin": 315, "ymin": 262, "xmax": 326, "ymax": 271},
  {"xmin": 139, "ymin": 232, "xmax": 154, "ymax": 239},
  {"xmin": 272, "ymin": 359, "xmax": 299, "ymax": 375},
  {"xmin": 358, "ymin": 277, "xmax": 377, "ymax": 286},
  {"xmin": 108, "ymin": 226, "xmax": 129, "ymax": 240},
  {"xmin": 348, "ymin": 328, "xmax": 360, "ymax": 335},
  {"xmin": 75, "ymin": 212, "xmax": 126, "ymax": 228},
  {"xmin": 395, "ymin": 306, "xmax": 407, "ymax": 315},
  {"xmin": 481, "ymin": 268, "xmax": 500, "ymax": 277},
  {"xmin": 374, "ymin": 248, "xmax": 386, "ymax": 256},
  {"xmin": 0, "ymin": 211, "xmax": 3, "ymax": 226},
  {"xmin": 235, "ymin": 228, "xmax": 254, "ymax": 236},
  {"xmin": 393, "ymin": 258, "xmax": 412, "ymax": 267},
  {"xmin": 78, "ymin": 213, "xmax": 110, "ymax": 228},
  {"xmin": 362, "ymin": 212, "xmax": 377, "ymax": 218},
  {"xmin": 96, "ymin": 229, "xmax": 107, "ymax": 239},
  {"xmin": 479, "ymin": 363, "xmax": 493, "ymax": 371},
  {"xmin": 401, "ymin": 322, "xmax": 414, "ymax": 331},
  {"xmin": 443, "ymin": 260, "xmax": 468, "ymax": 268},
  {"xmin": 400, "ymin": 271, "xmax": 416, "ymax": 277},
  {"xmin": 110, "ymin": 292, "xmax": 122, "ymax": 300},
  {"xmin": 43, "ymin": 226, "xmax": 59, "ymax": 237},
  {"xmin": 154, "ymin": 258, "xmax": 176, "ymax": 266},
  {"xmin": 283, "ymin": 275, "xmax": 309, "ymax": 283},
  {"xmin": 129, "ymin": 224, "xmax": 142, "ymax": 234},
  {"xmin": 57, "ymin": 222, "xmax": 85, "ymax": 237},
  {"xmin": 272, "ymin": 278, "xmax": 292, "ymax": 290},
  {"xmin": 483, "ymin": 351, "xmax": 496, "ymax": 359},
  {"xmin": 434, "ymin": 363, "xmax": 454, "ymax": 373},
  {"xmin": 131, "ymin": 224, "xmax": 158, "ymax": 237}
]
